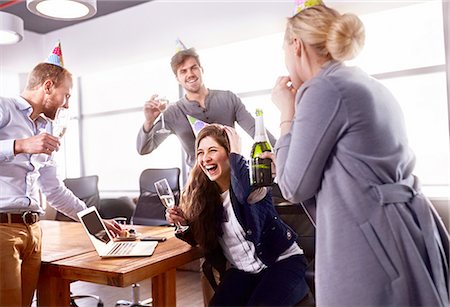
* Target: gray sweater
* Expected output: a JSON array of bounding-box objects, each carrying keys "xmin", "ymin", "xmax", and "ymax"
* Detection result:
[
  {"xmin": 275, "ymin": 61, "xmax": 449, "ymax": 306},
  {"xmin": 137, "ymin": 89, "xmax": 276, "ymax": 167}
]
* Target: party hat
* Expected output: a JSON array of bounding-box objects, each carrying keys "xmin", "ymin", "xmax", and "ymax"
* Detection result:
[
  {"xmin": 175, "ymin": 38, "xmax": 188, "ymax": 53},
  {"xmin": 294, "ymin": 0, "xmax": 323, "ymax": 15},
  {"xmin": 45, "ymin": 41, "xmax": 64, "ymax": 67},
  {"xmin": 187, "ymin": 115, "xmax": 208, "ymax": 137}
]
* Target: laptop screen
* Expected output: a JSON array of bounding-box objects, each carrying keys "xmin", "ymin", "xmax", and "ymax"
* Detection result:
[{"xmin": 80, "ymin": 209, "xmax": 111, "ymax": 244}]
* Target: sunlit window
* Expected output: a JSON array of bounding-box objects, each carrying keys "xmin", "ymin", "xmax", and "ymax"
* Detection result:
[
  {"xmin": 348, "ymin": 1, "xmax": 449, "ymax": 196},
  {"xmin": 349, "ymin": 1, "xmax": 445, "ymax": 75},
  {"xmin": 75, "ymin": 57, "xmax": 181, "ymax": 197},
  {"xmin": 80, "ymin": 112, "xmax": 182, "ymax": 197}
]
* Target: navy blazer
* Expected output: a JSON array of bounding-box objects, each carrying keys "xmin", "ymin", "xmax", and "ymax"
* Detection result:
[
  {"xmin": 228, "ymin": 153, "xmax": 297, "ymax": 264},
  {"xmin": 177, "ymin": 153, "xmax": 298, "ymax": 267}
]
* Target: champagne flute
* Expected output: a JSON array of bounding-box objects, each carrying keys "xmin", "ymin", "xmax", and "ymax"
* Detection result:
[
  {"xmin": 46, "ymin": 107, "xmax": 70, "ymax": 165},
  {"xmin": 53, "ymin": 107, "xmax": 70, "ymax": 138},
  {"xmin": 156, "ymin": 97, "xmax": 170, "ymax": 134},
  {"xmin": 154, "ymin": 178, "xmax": 189, "ymax": 232}
]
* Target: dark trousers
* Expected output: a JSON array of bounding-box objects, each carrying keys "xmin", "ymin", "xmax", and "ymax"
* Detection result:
[{"xmin": 209, "ymin": 254, "xmax": 309, "ymax": 307}]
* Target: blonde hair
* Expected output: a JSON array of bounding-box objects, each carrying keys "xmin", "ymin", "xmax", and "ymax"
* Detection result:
[{"xmin": 285, "ymin": 5, "xmax": 365, "ymax": 62}]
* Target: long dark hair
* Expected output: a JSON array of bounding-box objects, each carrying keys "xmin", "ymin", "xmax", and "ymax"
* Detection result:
[{"xmin": 180, "ymin": 125, "xmax": 230, "ymax": 250}]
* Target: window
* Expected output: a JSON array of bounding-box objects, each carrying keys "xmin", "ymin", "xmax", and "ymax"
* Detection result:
[
  {"xmin": 349, "ymin": 1, "xmax": 449, "ymax": 196},
  {"xmin": 74, "ymin": 57, "xmax": 181, "ymax": 197}
]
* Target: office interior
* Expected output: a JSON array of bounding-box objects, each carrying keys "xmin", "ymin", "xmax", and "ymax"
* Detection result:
[{"xmin": 1, "ymin": 0, "xmax": 449, "ymax": 304}]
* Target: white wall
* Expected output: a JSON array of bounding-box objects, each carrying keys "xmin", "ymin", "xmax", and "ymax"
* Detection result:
[{"xmin": 0, "ymin": 30, "xmax": 43, "ymax": 74}]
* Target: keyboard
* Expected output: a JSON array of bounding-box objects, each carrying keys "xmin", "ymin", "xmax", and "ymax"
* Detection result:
[{"xmin": 107, "ymin": 242, "xmax": 136, "ymax": 256}]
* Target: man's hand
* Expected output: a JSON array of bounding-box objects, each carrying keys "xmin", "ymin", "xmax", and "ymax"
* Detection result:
[
  {"xmin": 14, "ymin": 133, "xmax": 60, "ymax": 155},
  {"xmin": 103, "ymin": 219, "xmax": 122, "ymax": 237},
  {"xmin": 143, "ymin": 94, "xmax": 164, "ymax": 132}
]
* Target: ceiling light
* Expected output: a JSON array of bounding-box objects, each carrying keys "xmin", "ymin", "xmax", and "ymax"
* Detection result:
[
  {"xmin": 26, "ymin": 0, "xmax": 97, "ymax": 21},
  {"xmin": 0, "ymin": 12, "xmax": 24, "ymax": 45}
]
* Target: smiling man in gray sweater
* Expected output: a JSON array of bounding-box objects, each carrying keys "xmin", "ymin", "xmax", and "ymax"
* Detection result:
[{"xmin": 136, "ymin": 48, "xmax": 276, "ymax": 168}]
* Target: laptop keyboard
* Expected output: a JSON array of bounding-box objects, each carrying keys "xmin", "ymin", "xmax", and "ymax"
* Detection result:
[{"xmin": 108, "ymin": 242, "xmax": 136, "ymax": 256}]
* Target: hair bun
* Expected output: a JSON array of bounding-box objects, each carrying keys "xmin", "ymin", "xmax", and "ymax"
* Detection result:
[{"xmin": 326, "ymin": 13, "xmax": 365, "ymax": 61}]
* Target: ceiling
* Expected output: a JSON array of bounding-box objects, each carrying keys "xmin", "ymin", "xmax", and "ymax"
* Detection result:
[
  {"xmin": 0, "ymin": 0, "xmax": 419, "ymax": 35},
  {"xmin": 0, "ymin": 0, "xmax": 150, "ymax": 34}
]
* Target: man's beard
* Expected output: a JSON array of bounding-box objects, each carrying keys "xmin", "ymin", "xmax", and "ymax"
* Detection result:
[
  {"xmin": 43, "ymin": 99, "xmax": 57, "ymax": 120},
  {"xmin": 184, "ymin": 81, "xmax": 202, "ymax": 94}
]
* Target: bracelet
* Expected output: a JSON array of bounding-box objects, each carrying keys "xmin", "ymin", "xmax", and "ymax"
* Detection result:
[{"xmin": 279, "ymin": 120, "xmax": 293, "ymax": 128}]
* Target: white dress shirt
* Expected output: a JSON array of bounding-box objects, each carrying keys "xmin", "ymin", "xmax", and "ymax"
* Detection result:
[
  {"xmin": 218, "ymin": 190, "xmax": 302, "ymax": 274},
  {"xmin": 0, "ymin": 96, "xmax": 86, "ymax": 220}
]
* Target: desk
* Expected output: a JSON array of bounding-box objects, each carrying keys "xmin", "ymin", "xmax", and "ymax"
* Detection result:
[{"xmin": 37, "ymin": 220, "xmax": 202, "ymax": 307}]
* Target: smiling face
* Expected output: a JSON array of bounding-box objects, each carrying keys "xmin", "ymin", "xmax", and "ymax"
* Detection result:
[
  {"xmin": 196, "ymin": 136, "xmax": 231, "ymax": 192},
  {"xmin": 175, "ymin": 57, "xmax": 204, "ymax": 94}
]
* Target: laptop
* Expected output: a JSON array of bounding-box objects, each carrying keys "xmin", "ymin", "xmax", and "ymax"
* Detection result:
[{"xmin": 77, "ymin": 206, "xmax": 158, "ymax": 257}]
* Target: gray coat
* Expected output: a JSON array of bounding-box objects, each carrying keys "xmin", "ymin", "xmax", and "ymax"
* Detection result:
[{"xmin": 275, "ymin": 61, "xmax": 449, "ymax": 306}]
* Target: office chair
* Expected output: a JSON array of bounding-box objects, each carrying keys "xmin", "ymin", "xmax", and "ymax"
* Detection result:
[
  {"xmin": 99, "ymin": 197, "xmax": 136, "ymax": 224},
  {"xmin": 272, "ymin": 184, "xmax": 316, "ymax": 304},
  {"xmin": 56, "ymin": 175, "xmax": 101, "ymax": 221},
  {"xmin": 116, "ymin": 167, "xmax": 181, "ymax": 307},
  {"xmin": 60, "ymin": 175, "xmax": 104, "ymax": 307},
  {"xmin": 131, "ymin": 167, "xmax": 181, "ymax": 226},
  {"xmin": 276, "ymin": 200, "xmax": 316, "ymax": 306}
]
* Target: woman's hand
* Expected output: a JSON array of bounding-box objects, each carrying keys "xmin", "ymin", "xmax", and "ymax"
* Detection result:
[
  {"xmin": 271, "ymin": 76, "xmax": 296, "ymax": 122},
  {"xmin": 260, "ymin": 151, "xmax": 277, "ymax": 178},
  {"xmin": 223, "ymin": 126, "xmax": 241, "ymax": 154},
  {"xmin": 166, "ymin": 207, "xmax": 188, "ymax": 226},
  {"xmin": 103, "ymin": 219, "xmax": 122, "ymax": 237}
]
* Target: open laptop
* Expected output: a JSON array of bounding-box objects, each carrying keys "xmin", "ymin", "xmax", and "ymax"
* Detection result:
[{"xmin": 77, "ymin": 206, "xmax": 158, "ymax": 257}]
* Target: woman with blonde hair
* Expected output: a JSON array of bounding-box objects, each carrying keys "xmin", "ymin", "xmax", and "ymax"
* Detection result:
[
  {"xmin": 166, "ymin": 124, "xmax": 309, "ymax": 306},
  {"xmin": 269, "ymin": 1, "xmax": 449, "ymax": 306}
]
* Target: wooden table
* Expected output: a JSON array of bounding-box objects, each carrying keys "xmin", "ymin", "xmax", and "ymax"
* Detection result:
[{"xmin": 37, "ymin": 220, "xmax": 202, "ymax": 307}]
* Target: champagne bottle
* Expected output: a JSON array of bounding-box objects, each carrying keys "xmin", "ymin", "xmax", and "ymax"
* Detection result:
[{"xmin": 250, "ymin": 108, "xmax": 273, "ymax": 187}]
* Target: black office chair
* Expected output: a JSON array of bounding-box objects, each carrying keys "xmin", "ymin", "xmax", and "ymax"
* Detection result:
[
  {"xmin": 275, "ymin": 200, "xmax": 316, "ymax": 306},
  {"xmin": 99, "ymin": 197, "xmax": 136, "ymax": 224},
  {"xmin": 131, "ymin": 167, "xmax": 181, "ymax": 226},
  {"xmin": 116, "ymin": 167, "xmax": 181, "ymax": 307},
  {"xmin": 60, "ymin": 175, "xmax": 104, "ymax": 307},
  {"xmin": 56, "ymin": 175, "xmax": 101, "ymax": 221}
]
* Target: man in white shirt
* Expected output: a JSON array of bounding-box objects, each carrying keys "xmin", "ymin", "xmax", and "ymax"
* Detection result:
[{"xmin": 0, "ymin": 44, "xmax": 121, "ymax": 306}]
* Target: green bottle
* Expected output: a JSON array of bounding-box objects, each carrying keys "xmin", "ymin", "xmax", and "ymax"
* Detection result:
[{"xmin": 250, "ymin": 108, "xmax": 273, "ymax": 187}]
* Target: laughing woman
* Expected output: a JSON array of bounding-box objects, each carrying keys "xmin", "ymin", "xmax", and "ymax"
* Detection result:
[{"xmin": 166, "ymin": 124, "xmax": 308, "ymax": 306}]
